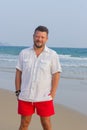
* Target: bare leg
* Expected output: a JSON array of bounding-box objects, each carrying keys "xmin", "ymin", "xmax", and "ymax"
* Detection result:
[
  {"xmin": 19, "ymin": 115, "xmax": 32, "ymax": 130},
  {"xmin": 40, "ymin": 116, "xmax": 52, "ymax": 130}
]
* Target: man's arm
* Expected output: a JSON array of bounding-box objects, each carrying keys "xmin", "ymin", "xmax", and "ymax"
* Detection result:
[
  {"xmin": 15, "ymin": 69, "xmax": 22, "ymax": 91},
  {"xmin": 50, "ymin": 72, "xmax": 60, "ymax": 99}
]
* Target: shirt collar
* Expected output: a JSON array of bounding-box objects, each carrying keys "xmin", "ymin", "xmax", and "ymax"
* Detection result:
[
  {"xmin": 30, "ymin": 45, "xmax": 49, "ymax": 53},
  {"xmin": 44, "ymin": 45, "xmax": 49, "ymax": 53}
]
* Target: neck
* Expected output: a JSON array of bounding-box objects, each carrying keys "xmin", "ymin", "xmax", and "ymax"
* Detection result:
[{"xmin": 33, "ymin": 45, "xmax": 45, "ymax": 57}]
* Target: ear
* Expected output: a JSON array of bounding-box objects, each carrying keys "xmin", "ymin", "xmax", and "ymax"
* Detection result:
[{"xmin": 46, "ymin": 36, "xmax": 48, "ymax": 41}]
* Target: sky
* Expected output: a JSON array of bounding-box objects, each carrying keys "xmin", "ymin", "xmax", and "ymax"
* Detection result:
[{"xmin": 0, "ymin": 0, "xmax": 87, "ymax": 48}]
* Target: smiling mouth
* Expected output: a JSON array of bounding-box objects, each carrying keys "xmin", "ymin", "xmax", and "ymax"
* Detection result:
[{"xmin": 34, "ymin": 42, "xmax": 43, "ymax": 48}]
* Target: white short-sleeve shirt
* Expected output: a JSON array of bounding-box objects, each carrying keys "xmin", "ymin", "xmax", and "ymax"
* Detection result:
[{"xmin": 16, "ymin": 46, "xmax": 62, "ymax": 102}]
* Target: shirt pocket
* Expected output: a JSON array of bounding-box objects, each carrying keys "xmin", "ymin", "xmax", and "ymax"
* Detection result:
[
  {"xmin": 39, "ymin": 60, "xmax": 50, "ymax": 70},
  {"xmin": 23, "ymin": 59, "xmax": 32, "ymax": 69}
]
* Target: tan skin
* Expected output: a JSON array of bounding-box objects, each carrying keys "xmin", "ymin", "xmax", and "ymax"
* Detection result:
[{"xmin": 15, "ymin": 30, "xmax": 60, "ymax": 130}]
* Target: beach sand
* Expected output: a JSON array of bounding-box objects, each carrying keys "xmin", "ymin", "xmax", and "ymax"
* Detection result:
[{"xmin": 0, "ymin": 89, "xmax": 87, "ymax": 130}]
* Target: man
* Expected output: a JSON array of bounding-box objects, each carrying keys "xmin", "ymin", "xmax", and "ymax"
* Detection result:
[{"xmin": 15, "ymin": 25, "xmax": 62, "ymax": 130}]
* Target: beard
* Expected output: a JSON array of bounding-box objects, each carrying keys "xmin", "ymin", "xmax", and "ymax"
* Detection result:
[{"xmin": 34, "ymin": 42, "xmax": 43, "ymax": 48}]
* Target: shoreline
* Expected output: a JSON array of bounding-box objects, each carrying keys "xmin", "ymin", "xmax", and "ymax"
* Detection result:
[
  {"xmin": 0, "ymin": 69, "xmax": 87, "ymax": 115},
  {"xmin": 55, "ymin": 77, "xmax": 87, "ymax": 116},
  {"xmin": 0, "ymin": 88, "xmax": 87, "ymax": 130}
]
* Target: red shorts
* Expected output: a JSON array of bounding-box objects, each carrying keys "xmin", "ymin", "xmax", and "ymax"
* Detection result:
[{"xmin": 18, "ymin": 100, "xmax": 55, "ymax": 116}]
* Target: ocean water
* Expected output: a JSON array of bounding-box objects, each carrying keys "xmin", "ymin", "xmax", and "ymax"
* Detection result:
[
  {"xmin": 0, "ymin": 46, "xmax": 87, "ymax": 80},
  {"xmin": 0, "ymin": 45, "xmax": 87, "ymax": 115}
]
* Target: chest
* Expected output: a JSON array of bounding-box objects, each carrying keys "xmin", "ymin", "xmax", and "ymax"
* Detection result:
[{"xmin": 22, "ymin": 52, "xmax": 52, "ymax": 71}]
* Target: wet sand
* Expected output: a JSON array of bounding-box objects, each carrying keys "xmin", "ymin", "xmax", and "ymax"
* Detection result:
[{"xmin": 0, "ymin": 89, "xmax": 87, "ymax": 130}]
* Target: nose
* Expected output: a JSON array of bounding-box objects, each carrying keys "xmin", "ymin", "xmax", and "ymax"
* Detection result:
[{"xmin": 38, "ymin": 37, "xmax": 42, "ymax": 41}]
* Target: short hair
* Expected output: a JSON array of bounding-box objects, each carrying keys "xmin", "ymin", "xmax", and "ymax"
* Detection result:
[{"xmin": 34, "ymin": 25, "xmax": 49, "ymax": 35}]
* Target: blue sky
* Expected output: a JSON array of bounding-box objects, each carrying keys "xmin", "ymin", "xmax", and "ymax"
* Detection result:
[{"xmin": 0, "ymin": 0, "xmax": 87, "ymax": 47}]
